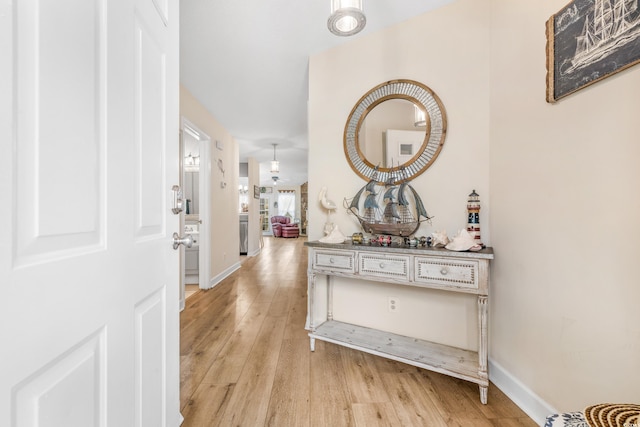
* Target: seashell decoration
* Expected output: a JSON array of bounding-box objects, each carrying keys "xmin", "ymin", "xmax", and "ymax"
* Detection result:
[
  {"xmin": 430, "ymin": 230, "xmax": 449, "ymax": 247},
  {"xmin": 319, "ymin": 223, "xmax": 347, "ymax": 244},
  {"xmin": 445, "ymin": 229, "xmax": 483, "ymax": 252}
]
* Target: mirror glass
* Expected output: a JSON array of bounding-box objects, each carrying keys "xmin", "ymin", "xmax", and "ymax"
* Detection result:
[
  {"xmin": 184, "ymin": 171, "xmax": 199, "ymax": 215},
  {"xmin": 183, "ymin": 134, "xmax": 200, "ymax": 216},
  {"xmin": 344, "ymin": 79, "xmax": 447, "ymax": 185},
  {"xmin": 358, "ymin": 99, "xmax": 426, "ymax": 169}
]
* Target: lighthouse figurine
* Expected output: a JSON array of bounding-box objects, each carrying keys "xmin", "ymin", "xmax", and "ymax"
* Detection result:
[{"xmin": 467, "ymin": 190, "xmax": 484, "ymax": 247}]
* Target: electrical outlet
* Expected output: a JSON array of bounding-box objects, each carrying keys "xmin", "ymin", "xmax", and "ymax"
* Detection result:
[{"xmin": 388, "ymin": 297, "xmax": 399, "ymax": 313}]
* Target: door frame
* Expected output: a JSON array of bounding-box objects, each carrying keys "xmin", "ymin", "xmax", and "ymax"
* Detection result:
[{"xmin": 179, "ymin": 118, "xmax": 211, "ymax": 311}]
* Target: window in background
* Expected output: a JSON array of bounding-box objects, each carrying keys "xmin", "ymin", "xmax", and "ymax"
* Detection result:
[
  {"xmin": 277, "ymin": 190, "xmax": 296, "ymax": 219},
  {"xmin": 259, "ymin": 197, "xmax": 270, "ymax": 231}
]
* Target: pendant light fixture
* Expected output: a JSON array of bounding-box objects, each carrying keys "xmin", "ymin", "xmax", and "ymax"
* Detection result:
[
  {"xmin": 328, "ymin": 0, "xmax": 366, "ymax": 37},
  {"xmin": 414, "ymin": 104, "xmax": 427, "ymax": 127},
  {"xmin": 270, "ymin": 143, "xmax": 280, "ymax": 174}
]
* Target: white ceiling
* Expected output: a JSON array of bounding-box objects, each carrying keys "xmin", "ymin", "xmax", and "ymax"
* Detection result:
[{"xmin": 180, "ymin": 0, "xmax": 455, "ymax": 186}]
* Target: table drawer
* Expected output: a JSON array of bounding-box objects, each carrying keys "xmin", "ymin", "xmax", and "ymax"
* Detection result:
[
  {"xmin": 415, "ymin": 257, "xmax": 479, "ymax": 290},
  {"xmin": 359, "ymin": 253, "xmax": 410, "ymax": 280},
  {"xmin": 313, "ymin": 250, "xmax": 356, "ymax": 273}
]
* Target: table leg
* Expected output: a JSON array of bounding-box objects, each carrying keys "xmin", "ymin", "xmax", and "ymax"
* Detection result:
[
  {"xmin": 327, "ymin": 275, "xmax": 333, "ymax": 321},
  {"xmin": 308, "ymin": 271, "xmax": 316, "ymax": 352},
  {"xmin": 478, "ymin": 295, "xmax": 489, "ymax": 404}
]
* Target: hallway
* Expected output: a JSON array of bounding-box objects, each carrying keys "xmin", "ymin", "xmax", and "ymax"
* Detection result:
[{"xmin": 179, "ymin": 236, "xmax": 535, "ymax": 426}]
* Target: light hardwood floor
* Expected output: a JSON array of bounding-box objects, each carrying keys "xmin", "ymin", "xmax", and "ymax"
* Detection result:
[{"xmin": 180, "ymin": 236, "xmax": 536, "ymax": 427}]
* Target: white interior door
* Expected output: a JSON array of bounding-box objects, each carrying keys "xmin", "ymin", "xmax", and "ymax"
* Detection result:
[{"xmin": 0, "ymin": 0, "xmax": 180, "ymax": 426}]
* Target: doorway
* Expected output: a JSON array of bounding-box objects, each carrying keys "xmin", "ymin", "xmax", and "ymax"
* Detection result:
[{"xmin": 180, "ymin": 118, "xmax": 211, "ymax": 311}]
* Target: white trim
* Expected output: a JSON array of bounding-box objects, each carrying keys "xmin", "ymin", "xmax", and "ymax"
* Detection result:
[
  {"xmin": 247, "ymin": 247, "xmax": 261, "ymax": 257},
  {"xmin": 179, "ymin": 117, "xmax": 212, "ymax": 295},
  {"xmin": 489, "ymin": 358, "xmax": 557, "ymax": 425},
  {"xmin": 206, "ymin": 262, "xmax": 241, "ymax": 290},
  {"xmin": 197, "ymin": 137, "xmax": 211, "ymax": 291}
]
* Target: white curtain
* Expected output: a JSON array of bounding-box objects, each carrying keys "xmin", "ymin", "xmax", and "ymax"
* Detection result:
[{"xmin": 277, "ymin": 191, "xmax": 295, "ymax": 218}]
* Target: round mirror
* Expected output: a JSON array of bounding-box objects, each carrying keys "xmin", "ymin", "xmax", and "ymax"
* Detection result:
[{"xmin": 344, "ymin": 79, "xmax": 447, "ymax": 185}]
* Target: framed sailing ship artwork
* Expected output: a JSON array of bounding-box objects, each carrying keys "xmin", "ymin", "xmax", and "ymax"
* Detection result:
[{"xmin": 546, "ymin": 0, "xmax": 640, "ymax": 102}]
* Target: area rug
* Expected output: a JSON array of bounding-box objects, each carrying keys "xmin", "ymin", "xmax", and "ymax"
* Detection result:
[
  {"xmin": 545, "ymin": 404, "xmax": 640, "ymax": 427},
  {"xmin": 584, "ymin": 404, "xmax": 640, "ymax": 427}
]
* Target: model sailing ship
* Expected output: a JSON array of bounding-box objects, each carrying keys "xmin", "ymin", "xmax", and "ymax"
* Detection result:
[
  {"xmin": 345, "ymin": 167, "xmax": 432, "ymax": 237},
  {"xmin": 564, "ymin": 0, "xmax": 640, "ymax": 74}
]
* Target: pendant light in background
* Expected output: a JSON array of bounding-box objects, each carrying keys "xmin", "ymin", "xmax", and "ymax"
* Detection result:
[{"xmin": 270, "ymin": 143, "xmax": 280, "ymax": 174}]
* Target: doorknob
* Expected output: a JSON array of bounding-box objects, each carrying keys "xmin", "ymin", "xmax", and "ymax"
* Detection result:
[{"xmin": 172, "ymin": 232, "xmax": 193, "ymax": 250}]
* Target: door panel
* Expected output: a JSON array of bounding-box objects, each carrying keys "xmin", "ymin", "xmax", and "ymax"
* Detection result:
[
  {"xmin": 15, "ymin": 0, "xmax": 104, "ymax": 264},
  {"xmin": 135, "ymin": 14, "xmax": 166, "ymax": 240},
  {"xmin": 13, "ymin": 329, "xmax": 106, "ymax": 427},
  {"xmin": 0, "ymin": 0, "xmax": 180, "ymax": 425},
  {"xmin": 135, "ymin": 290, "xmax": 165, "ymax": 427}
]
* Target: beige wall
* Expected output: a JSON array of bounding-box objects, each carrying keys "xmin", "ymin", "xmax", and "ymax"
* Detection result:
[
  {"xmin": 309, "ymin": 0, "xmax": 640, "ymax": 420},
  {"xmin": 490, "ymin": 0, "xmax": 640, "ymax": 413},
  {"xmin": 180, "ymin": 85, "xmax": 241, "ymax": 282}
]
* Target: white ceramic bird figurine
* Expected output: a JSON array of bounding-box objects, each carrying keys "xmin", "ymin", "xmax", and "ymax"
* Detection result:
[{"xmin": 318, "ymin": 186, "xmax": 337, "ymax": 211}]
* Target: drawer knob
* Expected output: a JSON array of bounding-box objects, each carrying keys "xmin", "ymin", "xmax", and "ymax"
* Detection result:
[
  {"xmin": 329, "ymin": 258, "xmax": 335, "ymax": 264},
  {"xmin": 440, "ymin": 267, "xmax": 449, "ymax": 275},
  {"xmin": 379, "ymin": 262, "xmax": 385, "ymax": 269}
]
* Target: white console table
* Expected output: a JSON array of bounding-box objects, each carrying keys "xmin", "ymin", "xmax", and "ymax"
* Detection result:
[{"xmin": 305, "ymin": 241, "xmax": 494, "ymax": 404}]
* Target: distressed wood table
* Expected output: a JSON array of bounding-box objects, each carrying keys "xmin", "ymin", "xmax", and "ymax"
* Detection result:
[{"xmin": 305, "ymin": 240, "xmax": 494, "ymax": 404}]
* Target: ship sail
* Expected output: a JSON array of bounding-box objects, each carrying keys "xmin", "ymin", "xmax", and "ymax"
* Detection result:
[
  {"xmin": 382, "ymin": 187, "xmax": 401, "ymax": 222},
  {"xmin": 593, "ymin": 0, "xmax": 613, "ymax": 40},
  {"xmin": 574, "ymin": 19, "xmax": 595, "ymax": 57},
  {"xmin": 383, "ymin": 187, "xmax": 396, "ymax": 201},
  {"xmin": 397, "ymin": 182, "xmax": 410, "ymax": 206},
  {"xmin": 348, "ymin": 181, "xmax": 368, "ymax": 213},
  {"xmin": 613, "ymin": 0, "xmax": 638, "ymax": 33},
  {"xmin": 408, "ymin": 184, "xmax": 431, "ymax": 220}
]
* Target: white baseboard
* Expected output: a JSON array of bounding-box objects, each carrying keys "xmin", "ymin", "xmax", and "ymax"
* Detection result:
[
  {"xmin": 247, "ymin": 247, "xmax": 261, "ymax": 257},
  {"xmin": 489, "ymin": 358, "xmax": 557, "ymax": 425},
  {"xmin": 205, "ymin": 262, "xmax": 241, "ymax": 290}
]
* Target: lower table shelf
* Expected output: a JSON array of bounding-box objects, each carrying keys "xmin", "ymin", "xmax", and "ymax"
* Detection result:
[
  {"xmin": 305, "ymin": 241, "xmax": 493, "ymax": 404},
  {"xmin": 309, "ymin": 320, "xmax": 487, "ymax": 391}
]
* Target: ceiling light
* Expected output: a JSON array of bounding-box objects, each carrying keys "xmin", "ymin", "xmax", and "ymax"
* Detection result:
[
  {"xmin": 184, "ymin": 152, "xmax": 200, "ymax": 172},
  {"xmin": 270, "ymin": 143, "xmax": 280, "ymax": 174},
  {"xmin": 328, "ymin": 0, "xmax": 366, "ymax": 37},
  {"xmin": 272, "ymin": 176, "xmax": 279, "ymax": 186},
  {"xmin": 414, "ymin": 104, "xmax": 427, "ymax": 127}
]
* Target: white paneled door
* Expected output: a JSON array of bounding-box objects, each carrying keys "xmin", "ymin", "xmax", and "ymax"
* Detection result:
[{"xmin": 0, "ymin": 0, "xmax": 180, "ymax": 426}]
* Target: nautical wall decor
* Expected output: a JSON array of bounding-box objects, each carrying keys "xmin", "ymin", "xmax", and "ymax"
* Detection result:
[
  {"xmin": 546, "ymin": 0, "xmax": 640, "ymax": 102},
  {"xmin": 345, "ymin": 167, "xmax": 432, "ymax": 237}
]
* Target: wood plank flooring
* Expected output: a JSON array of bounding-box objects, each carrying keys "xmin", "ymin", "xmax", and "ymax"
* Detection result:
[{"xmin": 180, "ymin": 236, "xmax": 536, "ymax": 427}]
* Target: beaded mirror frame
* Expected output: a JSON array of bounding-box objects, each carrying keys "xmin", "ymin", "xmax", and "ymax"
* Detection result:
[{"xmin": 343, "ymin": 79, "xmax": 447, "ymax": 185}]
